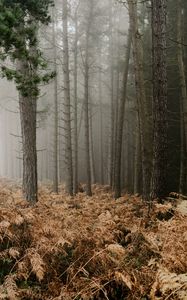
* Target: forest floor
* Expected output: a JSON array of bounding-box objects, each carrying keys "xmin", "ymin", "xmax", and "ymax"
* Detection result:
[{"xmin": 0, "ymin": 179, "xmax": 187, "ymax": 300}]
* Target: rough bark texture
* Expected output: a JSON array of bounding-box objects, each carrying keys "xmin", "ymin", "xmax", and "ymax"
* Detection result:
[
  {"xmin": 62, "ymin": 0, "xmax": 73, "ymax": 195},
  {"xmin": 177, "ymin": 0, "xmax": 187, "ymax": 194},
  {"xmin": 134, "ymin": 118, "xmax": 142, "ymax": 194},
  {"xmin": 151, "ymin": 0, "xmax": 168, "ymax": 199},
  {"xmin": 114, "ymin": 27, "xmax": 131, "ymax": 199},
  {"xmin": 17, "ymin": 61, "xmax": 37, "ymax": 203}
]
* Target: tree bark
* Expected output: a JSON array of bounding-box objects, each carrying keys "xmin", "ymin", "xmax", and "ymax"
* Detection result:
[
  {"xmin": 52, "ymin": 8, "xmax": 58, "ymax": 194},
  {"xmin": 73, "ymin": 7, "xmax": 79, "ymax": 194},
  {"xmin": 83, "ymin": 1, "xmax": 93, "ymax": 196},
  {"xmin": 108, "ymin": 0, "xmax": 115, "ymax": 187},
  {"xmin": 89, "ymin": 105, "xmax": 96, "ymax": 184},
  {"xmin": 151, "ymin": 0, "xmax": 168, "ymax": 199},
  {"xmin": 134, "ymin": 117, "xmax": 142, "ymax": 194},
  {"xmin": 98, "ymin": 54, "xmax": 104, "ymax": 184},
  {"xmin": 128, "ymin": 0, "xmax": 152, "ymax": 200},
  {"xmin": 177, "ymin": 0, "xmax": 187, "ymax": 194},
  {"xmin": 18, "ymin": 61, "xmax": 38, "ymax": 203},
  {"xmin": 114, "ymin": 27, "xmax": 132, "ymax": 199},
  {"xmin": 62, "ymin": 0, "xmax": 73, "ymax": 195}
]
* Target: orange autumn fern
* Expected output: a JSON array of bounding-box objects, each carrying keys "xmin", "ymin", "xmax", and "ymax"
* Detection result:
[{"xmin": 0, "ymin": 180, "xmax": 186, "ymax": 299}]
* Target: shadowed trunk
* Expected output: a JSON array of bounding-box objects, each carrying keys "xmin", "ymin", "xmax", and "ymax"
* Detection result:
[
  {"xmin": 114, "ymin": 27, "xmax": 132, "ymax": 199},
  {"xmin": 177, "ymin": 0, "xmax": 187, "ymax": 194},
  {"xmin": 151, "ymin": 0, "xmax": 168, "ymax": 199},
  {"xmin": 128, "ymin": 0, "xmax": 152, "ymax": 200}
]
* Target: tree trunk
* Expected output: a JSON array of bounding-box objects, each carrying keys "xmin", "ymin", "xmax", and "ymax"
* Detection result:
[
  {"xmin": 62, "ymin": 0, "xmax": 73, "ymax": 195},
  {"xmin": 98, "ymin": 56, "xmax": 104, "ymax": 185},
  {"xmin": 52, "ymin": 8, "xmax": 58, "ymax": 194},
  {"xmin": 151, "ymin": 0, "xmax": 168, "ymax": 199},
  {"xmin": 114, "ymin": 27, "xmax": 132, "ymax": 199},
  {"xmin": 177, "ymin": 0, "xmax": 187, "ymax": 194},
  {"xmin": 134, "ymin": 117, "xmax": 142, "ymax": 194},
  {"xmin": 128, "ymin": 0, "xmax": 151, "ymax": 200},
  {"xmin": 89, "ymin": 105, "xmax": 96, "ymax": 184},
  {"xmin": 179, "ymin": 106, "xmax": 186, "ymax": 194},
  {"xmin": 83, "ymin": 1, "xmax": 93, "ymax": 196},
  {"xmin": 113, "ymin": 21, "xmax": 120, "ymax": 190},
  {"xmin": 19, "ymin": 79, "xmax": 37, "ymax": 202},
  {"xmin": 73, "ymin": 8, "xmax": 79, "ymax": 194},
  {"xmin": 108, "ymin": 0, "xmax": 115, "ymax": 187},
  {"xmin": 84, "ymin": 62, "xmax": 92, "ymax": 195}
]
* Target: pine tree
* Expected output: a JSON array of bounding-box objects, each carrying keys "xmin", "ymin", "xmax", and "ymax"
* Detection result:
[{"xmin": 0, "ymin": 0, "xmax": 54, "ymax": 203}]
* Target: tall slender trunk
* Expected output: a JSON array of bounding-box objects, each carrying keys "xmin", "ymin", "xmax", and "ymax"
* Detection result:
[
  {"xmin": 177, "ymin": 0, "xmax": 187, "ymax": 194},
  {"xmin": 114, "ymin": 27, "xmax": 132, "ymax": 199},
  {"xmin": 73, "ymin": 8, "xmax": 79, "ymax": 194},
  {"xmin": 62, "ymin": 0, "xmax": 73, "ymax": 195},
  {"xmin": 84, "ymin": 35, "xmax": 92, "ymax": 195},
  {"xmin": 134, "ymin": 116, "xmax": 142, "ymax": 194},
  {"xmin": 98, "ymin": 56, "xmax": 104, "ymax": 184},
  {"xmin": 83, "ymin": 2, "xmax": 93, "ymax": 196},
  {"xmin": 52, "ymin": 8, "xmax": 58, "ymax": 193},
  {"xmin": 113, "ymin": 22, "xmax": 120, "ymax": 190},
  {"xmin": 151, "ymin": 0, "xmax": 168, "ymax": 199},
  {"xmin": 89, "ymin": 105, "xmax": 96, "ymax": 184},
  {"xmin": 128, "ymin": 0, "xmax": 151, "ymax": 200},
  {"xmin": 108, "ymin": 0, "xmax": 115, "ymax": 187}
]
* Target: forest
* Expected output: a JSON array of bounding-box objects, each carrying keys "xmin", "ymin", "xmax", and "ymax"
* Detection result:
[{"xmin": 0, "ymin": 0, "xmax": 187, "ymax": 299}]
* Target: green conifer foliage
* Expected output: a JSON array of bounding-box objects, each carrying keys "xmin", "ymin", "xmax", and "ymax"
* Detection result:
[{"xmin": 0, "ymin": 0, "xmax": 54, "ymax": 97}]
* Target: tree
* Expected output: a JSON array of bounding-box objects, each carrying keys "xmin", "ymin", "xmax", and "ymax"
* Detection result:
[
  {"xmin": 151, "ymin": 0, "xmax": 168, "ymax": 199},
  {"xmin": 62, "ymin": 0, "xmax": 73, "ymax": 195},
  {"xmin": 114, "ymin": 26, "xmax": 131, "ymax": 199},
  {"xmin": 108, "ymin": 0, "xmax": 115, "ymax": 187},
  {"xmin": 127, "ymin": 0, "xmax": 152, "ymax": 200},
  {"xmin": 177, "ymin": 0, "xmax": 187, "ymax": 194},
  {"xmin": 73, "ymin": 3, "xmax": 79, "ymax": 194},
  {"xmin": 0, "ymin": 0, "xmax": 54, "ymax": 203},
  {"xmin": 52, "ymin": 7, "xmax": 59, "ymax": 194}
]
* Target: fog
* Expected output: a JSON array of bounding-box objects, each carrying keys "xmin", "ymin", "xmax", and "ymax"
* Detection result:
[{"xmin": 0, "ymin": 0, "xmax": 131, "ymax": 188}]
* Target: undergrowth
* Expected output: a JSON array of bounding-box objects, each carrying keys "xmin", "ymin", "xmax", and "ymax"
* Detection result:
[{"xmin": 0, "ymin": 180, "xmax": 186, "ymax": 299}]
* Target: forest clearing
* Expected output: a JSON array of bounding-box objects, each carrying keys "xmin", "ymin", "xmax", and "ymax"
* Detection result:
[{"xmin": 0, "ymin": 179, "xmax": 187, "ymax": 300}]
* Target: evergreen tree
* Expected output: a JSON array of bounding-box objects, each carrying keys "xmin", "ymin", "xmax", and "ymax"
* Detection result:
[{"xmin": 0, "ymin": 0, "xmax": 54, "ymax": 203}]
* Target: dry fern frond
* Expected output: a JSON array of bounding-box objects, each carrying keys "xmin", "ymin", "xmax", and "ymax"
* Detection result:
[
  {"xmin": 8, "ymin": 248, "xmax": 20, "ymax": 259},
  {"xmin": 0, "ymin": 220, "xmax": 11, "ymax": 231},
  {"xmin": 13, "ymin": 214, "xmax": 24, "ymax": 226},
  {"xmin": 150, "ymin": 268, "xmax": 187, "ymax": 299},
  {"xmin": 106, "ymin": 244, "xmax": 126, "ymax": 260},
  {"xmin": 17, "ymin": 261, "xmax": 29, "ymax": 280},
  {"xmin": 28, "ymin": 249, "xmax": 45, "ymax": 282},
  {"xmin": 56, "ymin": 237, "xmax": 72, "ymax": 248},
  {"xmin": 114, "ymin": 271, "xmax": 133, "ymax": 290},
  {"xmin": 3, "ymin": 275, "xmax": 19, "ymax": 300}
]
